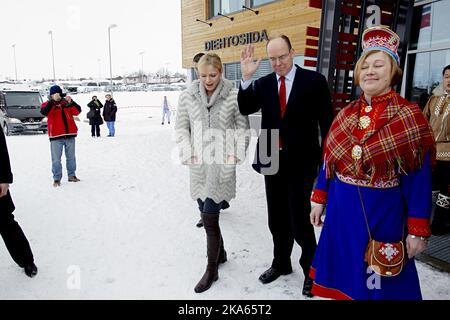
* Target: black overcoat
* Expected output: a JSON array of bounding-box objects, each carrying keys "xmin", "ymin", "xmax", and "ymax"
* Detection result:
[
  {"xmin": 87, "ymin": 100, "xmax": 104, "ymax": 125},
  {"xmin": 103, "ymin": 99, "xmax": 117, "ymax": 122},
  {"xmin": 238, "ymin": 65, "xmax": 334, "ymax": 179},
  {"xmin": 0, "ymin": 128, "xmax": 15, "ymax": 213}
]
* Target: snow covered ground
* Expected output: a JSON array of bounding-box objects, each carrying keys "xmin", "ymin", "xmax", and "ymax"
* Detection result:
[{"xmin": 0, "ymin": 91, "xmax": 449, "ymax": 300}]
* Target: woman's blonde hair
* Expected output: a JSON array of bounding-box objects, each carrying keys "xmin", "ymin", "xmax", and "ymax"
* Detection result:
[
  {"xmin": 354, "ymin": 50, "xmax": 402, "ymax": 87},
  {"xmin": 197, "ymin": 52, "xmax": 223, "ymax": 73}
]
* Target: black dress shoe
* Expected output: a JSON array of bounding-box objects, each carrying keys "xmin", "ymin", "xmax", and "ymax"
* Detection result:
[
  {"xmin": 259, "ymin": 267, "xmax": 292, "ymax": 284},
  {"xmin": 24, "ymin": 263, "xmax": 38, "ymax": 278},
  {"xmin": 302, "ymin": 277, "xmax": 314, "ymax": 297}
]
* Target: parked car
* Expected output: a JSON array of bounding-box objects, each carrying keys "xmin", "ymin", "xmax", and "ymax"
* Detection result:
[{"xmin": 0, "ymin": 90, "xmax": 47, "ymax": 135}]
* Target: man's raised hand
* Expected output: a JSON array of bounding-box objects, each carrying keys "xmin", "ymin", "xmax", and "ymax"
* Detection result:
[{"xmin": 241, "ymin": 44, "xmax": 261, "ymax": 81}]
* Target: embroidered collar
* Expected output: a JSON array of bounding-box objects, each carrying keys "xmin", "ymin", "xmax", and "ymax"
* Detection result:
[
  {"xmin": 323, "ymin": 91, "xmax": 436, "ymax": 182},
  {"xmin": 361, "ymin": 90, "xmax": 396, "ymax": 106},
  {"xmin": 354, "ymin": 90, "xmax": 396, "ymax": 140}
]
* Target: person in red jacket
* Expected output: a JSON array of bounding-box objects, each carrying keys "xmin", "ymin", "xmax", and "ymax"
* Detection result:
[{"xmin": 41, "ymin": 85, "xmax": 82, "ymax": 187}]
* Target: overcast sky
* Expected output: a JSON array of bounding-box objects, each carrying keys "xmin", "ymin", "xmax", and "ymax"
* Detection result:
[{"xmin": 0, "ymin": 0, "xmax": 183, "ymax": 81}]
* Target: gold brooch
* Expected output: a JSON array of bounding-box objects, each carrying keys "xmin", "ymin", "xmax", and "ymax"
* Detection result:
[
  {"xmin": 358, "ymin": 116, "xmax": 371, "ymax": 129},
  {"xmin": 365, "ymin": 105, "xmax": 373, "ymax": 113},
  {"xmin": 352, "ymin": 145, "xmax": 362, "ymax": 160}
]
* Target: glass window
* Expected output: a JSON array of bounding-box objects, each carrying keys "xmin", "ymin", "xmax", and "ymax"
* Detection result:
[
  {"xmin": 252, "ymin": 0, "xmax": 276, "ymax": 6},
  {"xmin": 210, "ymin": 0, "xmax": 277, "ymax": 18},
  {"xmin": 221, "ymin": 0, "xmax": 245, "ymax": 14},
  {"xmin": 210, "ymin": 0, "xmax": 245, "ymax": 17},
  {"xmin": 224, "ymin": 55, "xmax": 307, "ymax": 87},
  {"xmin": 405, "ymin": 49, "xmax": 450, "ymax": 107},
  {"xmin": 293, "ymin": 56, "xmax": 314, "ymax": 71},
  {"xmin": 191, "ymin": 68, "xmax": 199, "ymax": 81},
  {"xmin": 4, "ymin": 92, "xmax": 42, "ymax": 107},
  {"xmin": 210, "ymin": 0, "xmax": 220, "ymax": 17},
  {"xmin": 225, "ymin": 59, "xmax": 271, "ymax": 88},
  {"xmin": 409, "ymin": 0, "xmax": 450, "ymax": 50}
]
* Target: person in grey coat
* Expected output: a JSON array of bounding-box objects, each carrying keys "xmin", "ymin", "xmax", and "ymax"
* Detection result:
[{"xmin": 175, "ymin": 52, "xmax": 250, "ymax": 293}]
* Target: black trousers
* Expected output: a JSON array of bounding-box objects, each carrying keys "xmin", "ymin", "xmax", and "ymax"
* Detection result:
[
  {"xmin": 0, "ymin": 192, "xmax": 34, "ymax": 268},
  {"xmin": 91, "ymin": 124, "xmax": 100, "ymax": 137},
  {"xmin": 433, "ymin": 160, "xmax": 450, "ymax": 197},
  {"xmin": 263, "ymin": 152, "xmax": 317, "ymax": 277}
]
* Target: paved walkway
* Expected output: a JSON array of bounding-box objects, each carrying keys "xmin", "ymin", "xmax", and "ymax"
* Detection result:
[{"xmin": 417, "ymin": 234, "xmax": 450, "ymax": 273}]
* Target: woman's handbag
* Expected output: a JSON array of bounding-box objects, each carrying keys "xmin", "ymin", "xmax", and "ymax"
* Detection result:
[
  {"xmin": 364, "ymin": 238, "xmax": 405, "ymax": 277},
  {"xmin": 358, "ymin": 187, "xmax": 405, "ymax": 277},
  {"xmin": 86, "ymin": 110, "xmax": 95, "ymax": 119}
]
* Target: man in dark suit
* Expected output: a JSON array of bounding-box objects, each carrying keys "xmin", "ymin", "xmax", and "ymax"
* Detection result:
[
  {"xmin": 0, "ymin": 128, "xmax": 38, "ymax": 277},
  {"xmin": 238, "ymin": 35, "xmax": 333, "ymax": 297}
]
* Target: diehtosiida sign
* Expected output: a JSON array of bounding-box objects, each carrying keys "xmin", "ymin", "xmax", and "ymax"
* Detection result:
[{"xmin": 205, "ymin": 30, "xmax": 269, "ymax": 51}]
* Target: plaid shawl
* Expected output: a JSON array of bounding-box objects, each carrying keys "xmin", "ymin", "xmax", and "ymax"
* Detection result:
[{"xmin": 323, "ymin": 91, "xmax": 436, "ymax": 182}]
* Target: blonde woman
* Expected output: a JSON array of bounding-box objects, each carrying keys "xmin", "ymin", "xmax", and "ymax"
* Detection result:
[{"xmin": 175, "ymin": 53, "xmax": 250, "ymax": 293}]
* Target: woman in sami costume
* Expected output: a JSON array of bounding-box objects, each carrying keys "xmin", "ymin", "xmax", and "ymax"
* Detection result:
[{"xmin": 309, "ymin": 26, "xmax": 436, "ymax": 300}]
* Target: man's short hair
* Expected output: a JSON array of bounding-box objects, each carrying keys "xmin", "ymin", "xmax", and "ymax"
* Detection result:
[
  {"xmin": 193, "ymin": 52, "xmax": 205, "ymax": 64},
  {"xmin": 267, "ymin": 35, "xmax": 292, "ymax": 51},
  {"xmin": 443, "ymin": 64, "xmax": 450, "ymax": 76}
]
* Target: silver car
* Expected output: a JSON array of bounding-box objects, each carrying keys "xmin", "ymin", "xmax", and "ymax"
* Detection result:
[{"xmin": 0, "ymin": 90, "xmax": 47, "ymax": 135}]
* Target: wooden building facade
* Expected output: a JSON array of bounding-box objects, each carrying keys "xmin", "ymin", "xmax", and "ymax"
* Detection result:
[{"xmin": 181, "ymin": 0, "xmax": 322, "ymax": 85}]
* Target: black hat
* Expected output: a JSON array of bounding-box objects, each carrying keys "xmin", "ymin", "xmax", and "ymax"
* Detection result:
[{"xmin": 49, "ymin": 85, "xmax": 63, "ymax": 96}]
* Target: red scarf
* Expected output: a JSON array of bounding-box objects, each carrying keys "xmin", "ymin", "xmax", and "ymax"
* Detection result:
[{"xmin": 323, "ymin": 91, "xmax": 436, "ymax": 182}]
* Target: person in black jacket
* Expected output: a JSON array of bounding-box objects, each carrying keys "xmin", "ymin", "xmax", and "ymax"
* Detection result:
[
  {"xmin": 237, "ymin": 35, "xmax": 333, "ymax": 297},
  {"xmin": 87, "ymin": 96, "xmax": 104, "ymax": 137},
  {"xmin": 103, "ymin": 94, "xmax": 117, "ymax": 137},
  {"xmin": 0, "ymin": 128, "xmax": 38, "ymax": 277}
]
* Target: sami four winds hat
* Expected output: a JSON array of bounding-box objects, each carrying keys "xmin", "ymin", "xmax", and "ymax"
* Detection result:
[{"xmin": 361, "ymin": 25, "xmax": 400, "ymax": 65}]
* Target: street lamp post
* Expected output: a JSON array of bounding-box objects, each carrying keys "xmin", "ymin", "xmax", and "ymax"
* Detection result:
[
  {"xmin": 97, "ymin": 59, "xmax": 102, "ymax": 79},
  {"xmin": 139, "ymin": 51, "xmax": 145, "ymax": 83},
  {"xmin": 11, "ymin": 44, "xmax": 17, "ymax": 82},
  {"xmin": 108, "ymin": 24, "xmax": 117, "ymax": 95},
  {"xmin": 164, "ymin": 62, "xmax": 170, "ymax": 84},
  {"xmin": 48, "ymin": 30, "xmax": 56, "ymax": 81}
]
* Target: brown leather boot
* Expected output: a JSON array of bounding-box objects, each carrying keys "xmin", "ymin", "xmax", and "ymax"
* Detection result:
[
  {"xmin": 195, "ymin": 213, "xmax": 221, "ymax": 293},
  {"xmin": 218, "ymin": 236, "xmax": 227, "ymax": 264}
]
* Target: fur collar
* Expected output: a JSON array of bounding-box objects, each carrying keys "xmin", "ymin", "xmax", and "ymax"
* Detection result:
[
  {"xmin": 187, "ymin": 78, "xmax": 234, "ymax": 108},
  {"xmin": 433, "ymin": 83, "xmax": 449, "ymax": 96}
]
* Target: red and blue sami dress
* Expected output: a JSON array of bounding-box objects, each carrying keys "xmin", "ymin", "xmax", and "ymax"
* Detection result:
[{"xmin": 309, "ymin": 91, "xmax": 436, "ymax": 300}]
